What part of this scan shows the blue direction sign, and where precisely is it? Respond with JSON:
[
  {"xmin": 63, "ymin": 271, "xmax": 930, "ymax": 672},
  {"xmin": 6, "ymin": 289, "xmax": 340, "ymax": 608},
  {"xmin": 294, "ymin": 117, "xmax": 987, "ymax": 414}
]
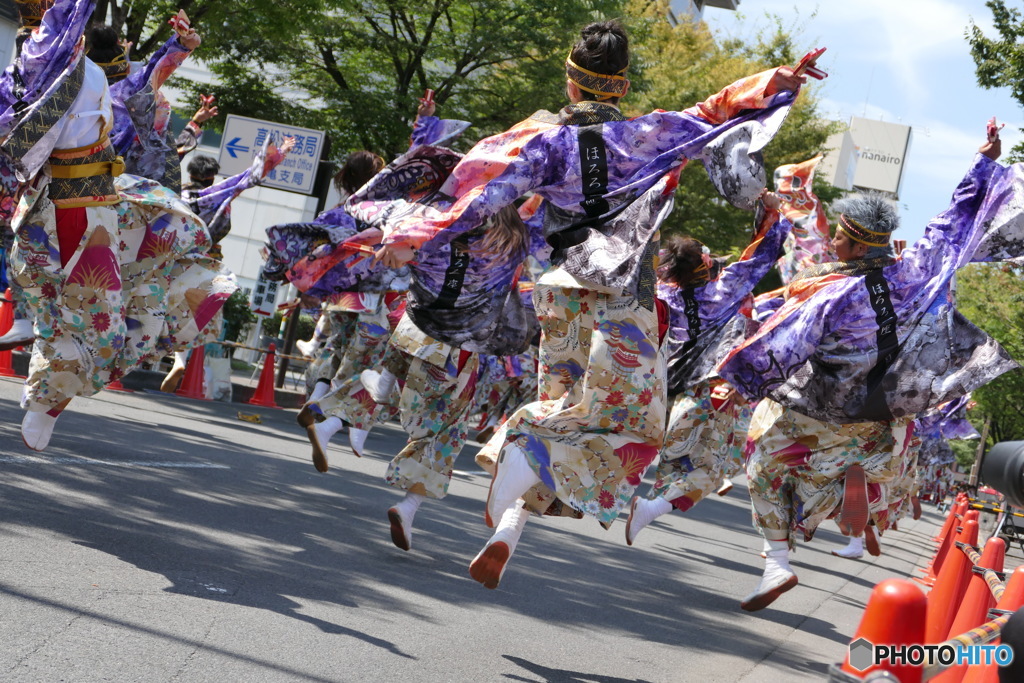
[
  {"xmin": 217, "ymin": 115, "xmax": 326, "ymax": 196},
  {"xmin": 224, "ymin": 137, "xmax": 250, "ymax": 158}
]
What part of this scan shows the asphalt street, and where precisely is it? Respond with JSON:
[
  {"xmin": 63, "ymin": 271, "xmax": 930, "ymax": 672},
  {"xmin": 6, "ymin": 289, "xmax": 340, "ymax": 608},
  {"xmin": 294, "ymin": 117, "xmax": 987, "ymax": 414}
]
[{"xmin": 0, "ymin": 376, "xmax": 974, "ymax": 682}]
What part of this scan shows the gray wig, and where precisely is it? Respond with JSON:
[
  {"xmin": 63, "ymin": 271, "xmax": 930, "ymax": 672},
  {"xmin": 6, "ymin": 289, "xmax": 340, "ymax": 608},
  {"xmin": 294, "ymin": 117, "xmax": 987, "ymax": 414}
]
[{"xmin": 832, "ymin": 192, "xmax": 900, "ymax": 259}]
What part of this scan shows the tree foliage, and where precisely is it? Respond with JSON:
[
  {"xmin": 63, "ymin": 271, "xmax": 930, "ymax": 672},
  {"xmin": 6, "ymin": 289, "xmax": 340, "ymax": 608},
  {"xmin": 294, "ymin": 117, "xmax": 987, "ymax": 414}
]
[
  {"xmin": 167, "ymin": 0, "xmax": 631, "ymax": 159},
  {"xmin": 968, "ymin": 0, "xmax": 1024, "ymax": 160},
  {"xmin": 954, "ymin": 263, "xmax": 1024, "ymax": 447},
  {"xmin": 96, "ymin": 0, "xmax": 841, "ymax": 248}
]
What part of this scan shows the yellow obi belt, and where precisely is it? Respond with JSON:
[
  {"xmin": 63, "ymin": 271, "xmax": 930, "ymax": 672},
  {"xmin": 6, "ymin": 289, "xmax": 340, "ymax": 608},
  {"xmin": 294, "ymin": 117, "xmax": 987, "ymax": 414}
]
[{"xmin": 47, "ymin": 137, "xmax": 124, "ymax": 208}]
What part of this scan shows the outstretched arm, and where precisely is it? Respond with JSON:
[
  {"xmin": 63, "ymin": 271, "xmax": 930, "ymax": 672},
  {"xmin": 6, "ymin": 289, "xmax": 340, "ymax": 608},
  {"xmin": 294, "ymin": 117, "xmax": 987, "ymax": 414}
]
[
  {"xmin": 685, "ymin": 66, "xmax": 805, "ymax": 125},
  {"xmin": 699, "ymin": 192, "xmax": 793, "ymax": 318}
]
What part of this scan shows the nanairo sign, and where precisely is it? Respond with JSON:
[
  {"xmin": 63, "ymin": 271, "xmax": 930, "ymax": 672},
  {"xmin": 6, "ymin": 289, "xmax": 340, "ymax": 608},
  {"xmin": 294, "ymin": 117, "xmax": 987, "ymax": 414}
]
[
  {"xmin": 848, "ymin": 116, "xmax": 913, "ymax": 198},
  {"xmin": 217, "ymin": 115, "xmax": 326, "ymax": 196}
]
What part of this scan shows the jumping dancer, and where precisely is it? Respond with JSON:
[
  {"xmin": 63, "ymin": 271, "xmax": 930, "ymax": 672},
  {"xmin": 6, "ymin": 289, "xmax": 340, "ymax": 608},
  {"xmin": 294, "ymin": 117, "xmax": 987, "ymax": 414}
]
[
  {"xmin": 625, "ymin": 191, "xmax": 792, "ymax": 545},
  {"xmin": 3, "ymin": 0, "xmax": 235, "ymax": 450},
  {"xmin": 720, "ymin": 128, "xmax": 1024, "ymax": 611},
  {"xmin": 357, "ymin": 21, "xmax": 808, "ymax": 588}
]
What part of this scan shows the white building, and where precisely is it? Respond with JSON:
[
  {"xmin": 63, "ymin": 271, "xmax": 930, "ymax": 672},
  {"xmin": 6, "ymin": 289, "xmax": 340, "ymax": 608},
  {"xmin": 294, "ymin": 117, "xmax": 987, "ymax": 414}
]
[
  {"xmin": 820, "ymin": 117, "xmax": 913, "ymax": 199},
  {"xmin": 669, "ymin": 0, "xmax": 741, "ymax": 24}
]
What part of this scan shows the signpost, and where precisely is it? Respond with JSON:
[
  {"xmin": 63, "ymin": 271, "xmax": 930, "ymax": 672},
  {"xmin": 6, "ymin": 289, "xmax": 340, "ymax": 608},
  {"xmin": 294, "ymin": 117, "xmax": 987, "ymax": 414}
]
[
  {"xmin": 249, "ymin": 265, "xmax": 280, "ymax": 317},
  {"xmin": 217, "ymin": 115, "xmax": 326, "ymax": 196}
]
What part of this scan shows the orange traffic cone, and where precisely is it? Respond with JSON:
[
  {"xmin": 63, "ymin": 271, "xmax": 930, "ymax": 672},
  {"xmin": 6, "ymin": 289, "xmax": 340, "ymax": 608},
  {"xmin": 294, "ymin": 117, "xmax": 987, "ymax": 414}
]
[
  {"xmin": 933, "ymin": 502, "xmax": 962, "ymax": 543},
  {"xmin": 175, "ymin": 347, "xmax": 208, "ymax": 400},
  {"xmin": 926, "ymin": 513, "xmax": 980, "ymax": 644},
  {"xmin": 961, "ymin": 566, "xmax": 1024, "ymax": 683},
  {"xmin": 0, "ymin": 288, "xmax": 24, "ymax": 378},
  {"xmin": 248, "ymin": 343, "xmax": 278, "ymax": 408},
  {"xmin": 933, "ymin": 537, "xmax": 1006, "ymax": 682},
  {"xmin": 995, "ymin": 566, "xmax": 1024, "ymax": 614},
  {"xmin": 918, "ymin": 502, "xmax": 967, "ymax": 587},
  {"xmin": 841, "ymin": 579, "xmax": 928, "ymax": 682}
]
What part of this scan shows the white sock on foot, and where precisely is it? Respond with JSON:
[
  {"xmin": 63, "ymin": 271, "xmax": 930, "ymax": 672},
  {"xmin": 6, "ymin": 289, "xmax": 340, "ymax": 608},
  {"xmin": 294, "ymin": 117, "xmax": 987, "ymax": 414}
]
[
  {"xmin": 314, "ymin": 417, "xmax": 344, "ymax": 445},
  {"xmin": 741, "ymin": 540, "xmax": 797, "ymax": 611},
  {"xmin": 0, "ymin": 317, "xmax": 33, "ymax": 345},
  {"xmin": 348, "ymin": 427, "xmax": 369, "ymax": 456},
  {"xmin": 388, "ymin": 492, "xmax": 424, "ymax": 551},
  {"xmin": 361, "ymin": 368, "xmax": 398, "ymax": 404},
  {"xmin": 295, "ymin": 338, "xmax": 321, "ymax": 359},
  {"xmin": 470, "ymin": 501, "xmax": 530, "ymax": 588},
  {"xmin": 22, "ymin": 406, "xmax": 59, "ymax": 452},
  {"xmin": 625, "ymin": 497, "xmax": 673, "ymax": 545},
  {"xmin": 832, "ymin": 535, "xmax": 864, "ymax": 559},
  {"xmin": 308, "ymin": 380, "xmax": 331, "ymax": 403},
  {"xmin": 486, "ymin": 443, "xmax": 541, "ymax": 526}
]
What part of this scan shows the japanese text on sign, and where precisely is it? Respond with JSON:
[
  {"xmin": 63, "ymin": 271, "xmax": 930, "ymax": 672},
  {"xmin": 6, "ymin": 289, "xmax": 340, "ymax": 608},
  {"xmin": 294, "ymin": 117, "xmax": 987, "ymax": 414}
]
[{"xmin": 218, "ymin": 115, "xmax": 326, "ymax": 196}]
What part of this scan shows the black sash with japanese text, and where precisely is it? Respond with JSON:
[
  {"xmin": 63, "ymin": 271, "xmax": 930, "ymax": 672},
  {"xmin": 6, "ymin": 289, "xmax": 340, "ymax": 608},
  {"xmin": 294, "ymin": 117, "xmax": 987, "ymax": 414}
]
[
  {"xmin": 864, "ymin": 270, "xmax": 900, "ymax": 397},
  {"xmin": 546, "ymin": 124, "xmax": 611, "ymax": 255},
  {"xmin": 432, "ymin": 240, "xmax": 471, "ymax": 309}
]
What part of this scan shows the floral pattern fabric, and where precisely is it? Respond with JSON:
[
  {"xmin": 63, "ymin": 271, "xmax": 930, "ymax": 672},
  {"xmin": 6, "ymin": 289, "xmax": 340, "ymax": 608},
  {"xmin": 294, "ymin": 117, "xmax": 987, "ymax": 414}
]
[
  {"xmin": 773, "ymin": 155, "xmax": 833, "ymax": 284},
  {"xmin": 745, "ymin": 398, "xmax": 912, "ymax": 547},
  {"xmin": 474, "ymin": 280, "xmax": 667, "ymax": 526},
  {"xmin": 11, "ymin": 174, "xmax": 234, "ymax": 407},
  {"xmin": 649, "ymin": 381, "xmax": 752, "ymax": 511},
  {"xmin": 383, "ymin": 315, "xmax": 480, "ymax": 499},
  {"xmin": 311, "ymin": 302, "xmax": 397, "ymax": 431}
]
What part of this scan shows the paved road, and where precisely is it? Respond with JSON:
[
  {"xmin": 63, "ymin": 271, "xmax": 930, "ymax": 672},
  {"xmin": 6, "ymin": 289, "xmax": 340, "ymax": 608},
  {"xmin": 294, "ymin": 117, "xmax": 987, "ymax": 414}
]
[{"xmin": 0, "ymin": 377, "xmax": 976, "ymax": 682}]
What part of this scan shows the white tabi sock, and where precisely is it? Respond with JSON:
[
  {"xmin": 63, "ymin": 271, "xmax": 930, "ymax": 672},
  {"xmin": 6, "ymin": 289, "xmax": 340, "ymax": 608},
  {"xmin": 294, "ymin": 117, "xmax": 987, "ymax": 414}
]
[
  {"xmin": 741, "ymin": 539, "xmax": 798, "ymax": 611},
  {"xmin": 486, "ymin": 442, "xmax": 540, "ymax": 526},
  {"xmin": 832, "ymin": 534, "xmax": 864, "ymax": 559},
  {"xmin": 625, "ymin": 496, "xmax": 673, "ymax": 546},
  {"xmin": 308, "ymin": 380, "xmax": 331, "ymax": 403},
  {"xmin": 295, "ymin": 338, "xmax": 322, "ymax": 359},
  {"xmin": 361, "ymin": 368, "xmax": 397, "ymax": 404},
  {"xmin": 0, "ymin": 317, "xmax": 33, "ymax": 346},
  {"xmin": 21, "ymin": 404, "xmax": 60, "ymax": 452},
  {"xmin": 470, "ymin": 501, "xmax": 530, "ymax": 589},
  {"xmin": 313, "ymin": 417, "xmax": 344, "ymax": 446},
  {"xmin": 348, "ymin": 427, "xmax": 369, "ymax": 457},
  {"xmin": 387, "ymin": 492, "xmax": 425, "ymax": 551}
]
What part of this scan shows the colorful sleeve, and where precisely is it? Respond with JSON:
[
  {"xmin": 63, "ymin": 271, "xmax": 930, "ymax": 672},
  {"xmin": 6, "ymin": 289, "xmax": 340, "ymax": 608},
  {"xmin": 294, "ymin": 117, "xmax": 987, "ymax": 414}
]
[
  {"xmin": 700, "ymin": 207, "xmax": 792, "ymax": 318},
  {"xmin": 175, "ymin": 121, "xmax": 203, "ymax": 158},
  {"xmin": 717, "ymin": 283, "xmax": 838, "ymax": 400},
  {"xmin": 410, "ymin": 115, "xmax": 471, "ymax": 148},
  {"xmin": 111, "ymin": 35, "xmax": 190, "ymax": 101},
  {"xmin": 14, "ymin": 0, "xmax": 97, "ymax": 99},
  {"xmin": 683, "ymin": 68, "xmax": 781, "ymax": 125},
  {"xmin": 349, "ymin": 119, "xmax": 556, "ymax": 249},
  {"xmin": 187, "ymin": 138, "xmax": 283, "ymax": 227},
  {"xmin": 896, "ymin": 154, "xmax": 1008, "ymax": 278}
]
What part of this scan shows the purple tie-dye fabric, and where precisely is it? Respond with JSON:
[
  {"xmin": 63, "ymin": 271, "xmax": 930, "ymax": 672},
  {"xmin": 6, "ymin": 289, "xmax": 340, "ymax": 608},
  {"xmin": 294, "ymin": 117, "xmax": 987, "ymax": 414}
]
[
  {"xmin": 410, "ymin": 115, "xmax": 471, "ymax": 149},
  {"xmin": 720, "ymin": 154, "xmax": 1024, "ymax": 424},
  {"xmin": 660, "ymin": 207, "xmax": 792, "ymax": 395},
  {"xmin": 348, "ymin": 78, "xmax": 797, "ymax": 294}
]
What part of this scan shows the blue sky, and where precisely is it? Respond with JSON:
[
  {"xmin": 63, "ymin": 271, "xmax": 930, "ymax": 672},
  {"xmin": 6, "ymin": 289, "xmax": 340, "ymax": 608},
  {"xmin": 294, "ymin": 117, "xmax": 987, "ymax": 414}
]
[{"xmin": 705, "ymin": 0, "xmax": 1021, "ymax": 243}]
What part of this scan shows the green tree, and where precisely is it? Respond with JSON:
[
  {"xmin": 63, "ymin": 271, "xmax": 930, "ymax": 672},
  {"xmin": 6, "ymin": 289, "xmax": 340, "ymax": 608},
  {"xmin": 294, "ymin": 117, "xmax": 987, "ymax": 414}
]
[
  {"xmin": 92, "ymin": 0, "xmax": 215, "ymax": 59},
  {"xmin": 954, "ymin": 263, "xmax": 1024, "ymax": 449},
  {"xmin": 627, "ymin": 1, "xmax": 842, "ymax": 254},
  {"xmin": 169, "ymin": 0, "xmax": 630, "ymax": 159},
  {"xmin": 968, "ymin": 0, "xmax": 1024, "ymax": 160}
]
